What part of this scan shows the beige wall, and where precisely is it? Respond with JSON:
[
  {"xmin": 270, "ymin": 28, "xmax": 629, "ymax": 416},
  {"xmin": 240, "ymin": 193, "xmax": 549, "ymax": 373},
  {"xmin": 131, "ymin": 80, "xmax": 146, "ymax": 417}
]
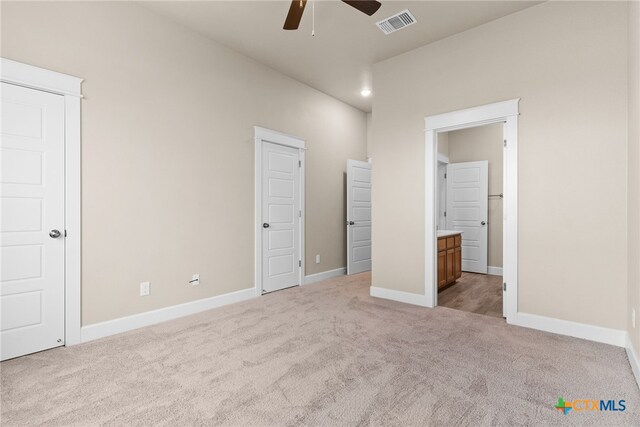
[
  {"xmin": 1, "ymin": 1, "xmax": 367, "ymax": 325},
  {"xmin": 447, "ymin": 123, "xmax": 503, "ymax": 268},
  {"xmin": 437, "ymin": 132, "xmax": 449, "ymax": 157},
  {"xmin": 628, "ymin": 0, "xmax": 640, "ymax": 352},
  {"xmin": 366, "ymin": 112, "xmax": 372, "ymax": 158},
  {"xmin": 371, "ymin": 1, "xmax": 628, "ymax": 329}
]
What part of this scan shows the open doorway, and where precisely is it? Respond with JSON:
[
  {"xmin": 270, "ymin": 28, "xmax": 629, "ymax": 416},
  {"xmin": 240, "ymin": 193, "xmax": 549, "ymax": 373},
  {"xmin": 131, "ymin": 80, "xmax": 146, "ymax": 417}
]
[
  {"xmin": 424, "ymin": 99, "xmax": 519, "ymax": 324},
  {"xmin": 435, "ymin": 124, "xmax": 504, "ymax": 318}
]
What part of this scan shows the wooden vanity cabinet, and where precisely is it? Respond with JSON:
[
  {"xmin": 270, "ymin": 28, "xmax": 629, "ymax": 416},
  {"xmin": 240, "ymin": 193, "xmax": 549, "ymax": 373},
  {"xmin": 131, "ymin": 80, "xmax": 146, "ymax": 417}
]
[{"xmin": 437, "ymin": 233, "xmax": 462, "ymax": 290}]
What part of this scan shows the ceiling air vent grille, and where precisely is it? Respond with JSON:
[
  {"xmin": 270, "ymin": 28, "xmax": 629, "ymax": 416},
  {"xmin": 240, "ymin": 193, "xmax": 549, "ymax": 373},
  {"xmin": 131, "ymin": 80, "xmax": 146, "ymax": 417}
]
[{"xmin": 376, "ymin": 9, "xmax": 416, "ymax": 35}]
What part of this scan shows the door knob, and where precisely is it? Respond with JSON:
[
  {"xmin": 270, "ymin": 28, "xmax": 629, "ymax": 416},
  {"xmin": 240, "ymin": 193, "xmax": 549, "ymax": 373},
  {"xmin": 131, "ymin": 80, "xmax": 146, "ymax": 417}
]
[
  {"xmin": 263, "ymin": 223, "xmax": 270, "ymax": 228},
  {"xmin": 348, "ymin": 221, "xmax": 355, "ymax": 225},
  {"xmin": 49, "ymin": 229, "xmax": 62, "ymax": 238},
  {"xmin": 481, "ymin": 221, "xmax": 486, "ymax": 226}
]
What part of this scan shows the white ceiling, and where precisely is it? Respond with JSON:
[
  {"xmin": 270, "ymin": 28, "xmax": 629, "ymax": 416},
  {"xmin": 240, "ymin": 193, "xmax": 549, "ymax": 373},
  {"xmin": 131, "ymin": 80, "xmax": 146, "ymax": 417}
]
[{"xmin": 141, "ymin": 1, "xmax": 541, "ymax": 112}]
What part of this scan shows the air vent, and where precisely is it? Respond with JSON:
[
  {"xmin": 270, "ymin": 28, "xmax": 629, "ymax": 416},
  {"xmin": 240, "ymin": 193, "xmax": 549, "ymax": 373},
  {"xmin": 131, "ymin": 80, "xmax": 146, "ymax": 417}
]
[{"xmin": 376, "ymin": 9, "xmax": 416, "ymax": 35}]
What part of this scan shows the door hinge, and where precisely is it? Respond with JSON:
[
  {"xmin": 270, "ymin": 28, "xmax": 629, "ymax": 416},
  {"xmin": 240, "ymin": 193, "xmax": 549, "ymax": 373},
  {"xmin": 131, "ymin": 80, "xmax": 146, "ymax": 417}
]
[
  {"xmin": 64, "ymin": 230, "xmax": 67, "ymax": 237},
  {"xmin": 299, "ymin": 210, "xmax": 302, "ymax": 218},
  {"xmin": 503, "ymin": 282, "xmax": 507, "ymax": 291},
  {"xmin": 299, "ymin": 260, "xmax": 302, "ymax": 267},
  {"xmin": 503, "ymin": 139, "xmax": 507, "ymax": 147},
  {"xmin": 298, "ymin": 160, "xmax": 302, "ymax": 167},
  {"xmin": 444, "ymin": 211, "xmax": 447, "ymax": 217},
  {"xmin": 444, "ymin": 173, "xmax": 447, "ymax": 179}
]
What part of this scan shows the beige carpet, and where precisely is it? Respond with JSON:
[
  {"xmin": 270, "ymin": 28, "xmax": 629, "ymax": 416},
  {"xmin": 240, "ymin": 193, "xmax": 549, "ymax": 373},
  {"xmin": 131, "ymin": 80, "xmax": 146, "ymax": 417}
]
[{"xmin": 2, "ymin": 272, "xmax": 639, "ymax": 426}]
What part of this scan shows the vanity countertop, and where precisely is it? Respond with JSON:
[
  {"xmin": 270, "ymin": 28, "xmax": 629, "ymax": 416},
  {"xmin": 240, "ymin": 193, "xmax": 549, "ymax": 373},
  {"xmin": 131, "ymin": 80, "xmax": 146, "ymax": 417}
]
[{"xmin": 437, "ymin": 230, "xmax": 463, "ymax": 238}]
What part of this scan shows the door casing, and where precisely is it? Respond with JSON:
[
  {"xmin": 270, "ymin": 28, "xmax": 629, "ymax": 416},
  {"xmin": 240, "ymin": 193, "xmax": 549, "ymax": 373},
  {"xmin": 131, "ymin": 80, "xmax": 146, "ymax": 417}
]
[
  {"xmin": 0, "ymin": 58, "xmax": 83, "ymax": 346},
  {"xmin": 425, "ymin": 99, "xmax": 519, "ymax": 323},
  {"xmin": 254, "ymin": 126, "xmax": 305, "ymax": 295}
]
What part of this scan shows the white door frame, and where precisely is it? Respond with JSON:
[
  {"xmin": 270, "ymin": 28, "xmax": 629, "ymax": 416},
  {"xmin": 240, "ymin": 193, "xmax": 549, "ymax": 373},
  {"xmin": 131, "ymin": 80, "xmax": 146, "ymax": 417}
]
[
  {"xmin": 1, "ymin": 58, "xmax": 83, "ymax": 345},
  {"xmin": 424, "ymin": 99, "xmax": 519, "ymax": 324},
  {"xmin": 254, "ymin": 126, "xmax": 305, "ymax": 296}
]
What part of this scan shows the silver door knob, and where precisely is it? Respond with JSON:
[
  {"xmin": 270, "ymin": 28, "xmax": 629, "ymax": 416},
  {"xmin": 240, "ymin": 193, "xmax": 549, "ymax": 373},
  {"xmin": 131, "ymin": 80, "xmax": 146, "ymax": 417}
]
[
  {"xmin": 481, "ymin": 221, "xmax": 486, "ymax": 226},
  {"xmin": 263, "ymin": 223, "xmax": 270, "ymax": 228},
  {"xmin": 49, "ymin": 229, "xmax": 62, "ymax": 238}
]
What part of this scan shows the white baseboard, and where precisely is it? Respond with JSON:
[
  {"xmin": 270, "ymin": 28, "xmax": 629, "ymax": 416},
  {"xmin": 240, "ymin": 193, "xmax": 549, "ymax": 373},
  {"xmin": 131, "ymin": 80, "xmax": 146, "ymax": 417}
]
[
  {"xmin": 512, "ymin": 312, "xmax": 626, "ymax": 347},
  {"xmin": 370, "ymin": 286, "xmax": 430, "ymax": 307},
  {"xmin": 304, "ymin": 267, "xmax": 346, "ymax": 285},
  {"xmin": 81, "ymin": 287, "xmax": 256, "ymax": 343},
  {"xmin": 487, "ymin": 266, "xmax": 503, "ymax": 276},
  {"xmin": 626, "ymin": 334, "xmax": 640, "ymax": 391}
]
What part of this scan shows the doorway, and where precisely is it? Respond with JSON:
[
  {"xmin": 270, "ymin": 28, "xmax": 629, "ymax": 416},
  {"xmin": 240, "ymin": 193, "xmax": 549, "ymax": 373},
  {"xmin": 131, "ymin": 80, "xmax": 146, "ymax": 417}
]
[
  {"xmin": 0, "ymin": 58, "xmax": 82, "ymax": 359},
  {"xmin": 435, "ymin": 124, "xmax": 504, "ymax": 318},
  {"xmin": 254, "ymin": 127, "xmax": 305, "ymax": 294},
  {"xmin": 424, "ymin": 99, "xmax": 519, "ymax": 324}
]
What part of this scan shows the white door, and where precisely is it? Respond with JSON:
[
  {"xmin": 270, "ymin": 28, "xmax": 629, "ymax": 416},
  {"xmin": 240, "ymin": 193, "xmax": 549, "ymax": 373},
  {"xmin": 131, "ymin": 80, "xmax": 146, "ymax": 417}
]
[
  {"xmin": 446, "ymin": 161, "xmax": 488, "ymax": 274},
  {"xmin": 261, "ymin": 142, "xmax": 301, "ymax": 293},
  {"xmin": 437, "ymin": 163, "xmax": 447, "ymax": 230},
  {"xmin": 1, "ymin": 83, "xmax": 65, "ymax": 360},
  {"xmin": 346, "ymin": 160, "xmax": 371, "ymax": 275}
]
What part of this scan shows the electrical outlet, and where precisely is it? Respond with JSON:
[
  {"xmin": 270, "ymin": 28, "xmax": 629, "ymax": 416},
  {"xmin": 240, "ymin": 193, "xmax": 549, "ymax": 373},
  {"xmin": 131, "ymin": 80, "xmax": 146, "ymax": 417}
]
[
  {"xmin": 315, "ymin": 254, "xmax": 320, "ymax": 264},
  {"xmin": 140, "ymin": 281, "xmax": 150, "ymax": 297},
  {"xmin": 633, "ymin": 309, "xmax": 636, "ymax": 329},
  {"xmin": 190, "ymin": 274, "xmax": 200, "ymax": 286}
]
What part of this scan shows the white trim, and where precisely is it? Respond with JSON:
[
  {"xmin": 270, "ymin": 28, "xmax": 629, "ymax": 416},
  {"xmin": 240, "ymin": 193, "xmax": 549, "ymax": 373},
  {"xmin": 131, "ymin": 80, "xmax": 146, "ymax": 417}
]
[
  {"xmin": 254, "ymin": 126, "xmax": 306, "ymax": 150},
  {"xmin": 626, "ymin": 335, "xmax": 640, "ymax": 391},
  {"xmin": 423, "ymin": 99, "xmax": 519, "ymax": 324},
  {"xmin": 487, "ymin": 266, "xmax": 503, "ymax": 276},
  {"xmin": 81, "ymin": 288, "xmax": 255, "ymax": 343},
  {"xmin": 304, "ymin": 268, "xmax": 346, "ymax": 285},
  {"xmin": 64, "ymin": 94, "xmax": 82, "ymax": 345},
  {"xmin": 512, "ymin": 312, "xmax": 626, "ymax": 347},
  {"xmin": 370, "ymin": 286, "xmax": 429, "ymax": 307},
  {"xmin": 254, "ymin": 127, "xmax": 306, "ymax": 296},
  {"xmin": 437, "ymin": 153, "xmax": 449, "ymax": 164},
  {"xmin": 425, "ymin": 99, "xmax": 519, "ymax": 131},
  {"xmin": 1, "ymin": 58, "xmax": 83, "ymax": 346},
  {"xmin": 0, "ymin": 58, "xmax": 82, "ymax": 97}
]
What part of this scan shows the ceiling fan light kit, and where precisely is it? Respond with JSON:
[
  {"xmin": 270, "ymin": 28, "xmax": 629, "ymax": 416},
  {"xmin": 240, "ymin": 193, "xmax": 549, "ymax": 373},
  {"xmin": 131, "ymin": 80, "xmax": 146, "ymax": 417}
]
[{"xmin": 283, "ymin": 0, "xmax": 382, "ymax": 31}]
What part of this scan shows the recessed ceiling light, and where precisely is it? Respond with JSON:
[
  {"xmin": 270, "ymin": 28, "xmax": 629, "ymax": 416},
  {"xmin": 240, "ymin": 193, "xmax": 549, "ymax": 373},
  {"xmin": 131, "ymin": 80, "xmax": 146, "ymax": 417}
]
[{"xmin": 361, "ymin": 88, "xmax": 372, "ymax": 97}]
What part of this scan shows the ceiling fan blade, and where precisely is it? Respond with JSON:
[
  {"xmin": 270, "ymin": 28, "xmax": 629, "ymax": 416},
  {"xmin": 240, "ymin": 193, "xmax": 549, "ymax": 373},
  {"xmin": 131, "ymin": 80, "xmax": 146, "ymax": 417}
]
[
  {"xmin": 283, "ymin": 0, "xmax": 307, "ymax": 30},
  {"xmin": 341, "ymin": 0, "xmax": 382, "ymax": 16}
]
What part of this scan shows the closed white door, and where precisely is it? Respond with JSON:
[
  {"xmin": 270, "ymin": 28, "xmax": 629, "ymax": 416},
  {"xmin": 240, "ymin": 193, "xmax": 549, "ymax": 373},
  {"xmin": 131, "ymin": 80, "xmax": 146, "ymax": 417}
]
[
  {"xmin": 446, "ymin": 161, "xmax": 488, "ymax": 274},
  {"xmin": 262, "ymin": 142, "xmax": 301, "ymax": 293},
  {"xmin": 347, "ymin": 160, "xmax": 371, "ymax": 275},
  {"xmin": 437, "ymin": 163, "xmax": 447, "ymax": 230},
  {"xmin": 1, "ymin": 83, "xmax": 65, "ymax": 360}
]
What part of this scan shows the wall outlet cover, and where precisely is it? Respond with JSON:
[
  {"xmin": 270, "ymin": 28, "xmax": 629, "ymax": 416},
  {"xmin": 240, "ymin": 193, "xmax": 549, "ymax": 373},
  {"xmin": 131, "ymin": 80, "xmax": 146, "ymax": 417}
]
[
  {"xmin": 140, "ymin": 281, "xmax": 150, "ymax": 297},
  {"xmin": 315, "ymin": 254, "xmax": 320, "ymax": 264},
  {"xmin": 191, "ymin": 274, "xmax": 200, "ymax": 286}
]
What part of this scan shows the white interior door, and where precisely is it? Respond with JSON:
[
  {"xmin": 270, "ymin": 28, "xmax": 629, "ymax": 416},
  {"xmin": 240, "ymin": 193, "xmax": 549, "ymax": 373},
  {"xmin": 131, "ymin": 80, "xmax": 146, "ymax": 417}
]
[
  {"xmin": 261, "ymin": 142, "xmax": 301, "ymax": 293},
  {"xmin": 1, "ymin": 82, "xmax": 65, "ymax": 360},
  {"xmin": 446, "ymin": 161, "xmax": 488, "ymax": 274},
  {"xmin": 437, "ymin": 163, "xmax": 447, "ymax": 230},
  {"xmin": 347, "ymin": 160, "xmax": 371, "ymax": 275}
]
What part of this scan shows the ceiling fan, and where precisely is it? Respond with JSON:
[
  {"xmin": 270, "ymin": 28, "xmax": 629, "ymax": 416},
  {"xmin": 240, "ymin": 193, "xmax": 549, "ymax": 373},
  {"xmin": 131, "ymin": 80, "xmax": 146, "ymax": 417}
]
[{"xmin": 283, "ymin": 0, "xmax": 382, "ymax": 30}]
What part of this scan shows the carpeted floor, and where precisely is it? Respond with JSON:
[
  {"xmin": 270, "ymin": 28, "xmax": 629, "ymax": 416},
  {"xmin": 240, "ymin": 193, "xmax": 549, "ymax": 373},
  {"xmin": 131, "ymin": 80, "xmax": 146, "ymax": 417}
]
[{"xmin": 2, "ymin": 272, "xmax": 639, "ymax": 426}]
